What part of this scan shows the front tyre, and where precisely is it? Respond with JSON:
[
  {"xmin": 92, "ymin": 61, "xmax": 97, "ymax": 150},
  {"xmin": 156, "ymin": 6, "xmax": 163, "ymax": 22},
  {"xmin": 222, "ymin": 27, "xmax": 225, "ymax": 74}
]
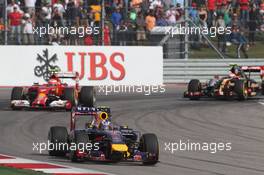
[
  {"xmin": 11, "ymin": 87, "xmax": 24, "ymax": 110},
  {"xmin": 139, "ymin": 133, "xmax": 159, "ymax": 165},
  {"xmin": 11, "ymin": 87, "xmax": 24, "ymax": 101},
  {"xmin": 48, "ymin": 126, "xmax": 68, "ymax": 156},
  {"xmin": 187, "ymin": 79, "xmax": 201, "ymax": 100},
  {"xmin": 261, "ymin": 81, "xmax": 264, "ymax": 95},
  {"xmin": 234, "ymin": 79, "xmax": 248, "ymax": 100}
]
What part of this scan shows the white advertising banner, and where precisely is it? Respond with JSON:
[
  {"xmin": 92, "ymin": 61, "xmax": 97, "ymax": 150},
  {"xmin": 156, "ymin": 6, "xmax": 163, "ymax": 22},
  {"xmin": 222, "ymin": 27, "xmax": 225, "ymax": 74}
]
[{"xmin": 0, "ymin": 46, "xmax": 163, "ymax": 86}]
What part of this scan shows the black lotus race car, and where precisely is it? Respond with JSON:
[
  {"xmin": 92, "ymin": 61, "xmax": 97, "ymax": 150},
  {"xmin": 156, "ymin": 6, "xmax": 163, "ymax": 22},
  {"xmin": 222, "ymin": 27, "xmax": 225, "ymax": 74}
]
[
  {"xmin": 184, "ymin": 65, "xmax": 264, "ymax": 100},
  {"xmin": 48, "ymin": 106, "xmax": 159, "ymax": 165}
]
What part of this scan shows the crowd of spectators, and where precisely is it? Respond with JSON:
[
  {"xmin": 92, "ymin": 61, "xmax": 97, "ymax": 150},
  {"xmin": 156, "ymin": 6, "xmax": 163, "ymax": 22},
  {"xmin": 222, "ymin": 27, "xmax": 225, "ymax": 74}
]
[
  {"xmin": 190, "ymin": 0, "xmax": 264, "ymax": 57},
  {"xmin": 0, "ymin": 0, "xmax": 184, "ymax": 45},
  {"xmin": 0, "ymin": 0, "xmax": 263, "ymax": 55}
]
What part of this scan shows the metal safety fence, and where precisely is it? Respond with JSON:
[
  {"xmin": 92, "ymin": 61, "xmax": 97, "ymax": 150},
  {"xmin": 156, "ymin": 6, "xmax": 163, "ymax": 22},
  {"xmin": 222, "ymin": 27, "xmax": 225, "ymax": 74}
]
[{"xmin": 164, "ymin": 59, "xmax": 264, "ymax": 83}]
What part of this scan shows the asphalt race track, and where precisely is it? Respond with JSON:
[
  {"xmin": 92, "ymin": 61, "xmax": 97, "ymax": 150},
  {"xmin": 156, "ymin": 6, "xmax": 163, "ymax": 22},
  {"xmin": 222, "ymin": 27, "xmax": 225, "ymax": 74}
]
[{"xmin": 1, "ymin": 86, "xmax": 264, "ymax": 175}]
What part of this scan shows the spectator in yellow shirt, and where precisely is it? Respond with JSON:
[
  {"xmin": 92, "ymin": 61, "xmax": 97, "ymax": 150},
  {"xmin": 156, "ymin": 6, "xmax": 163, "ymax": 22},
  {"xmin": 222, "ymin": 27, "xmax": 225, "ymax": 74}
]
[
  {"xmin": 90, "ymin": 2, "xmax": 101, "ymax": 27},
  {"xmin": 145, "ymin": 11, "xmax": 156, "ymax": 32}
]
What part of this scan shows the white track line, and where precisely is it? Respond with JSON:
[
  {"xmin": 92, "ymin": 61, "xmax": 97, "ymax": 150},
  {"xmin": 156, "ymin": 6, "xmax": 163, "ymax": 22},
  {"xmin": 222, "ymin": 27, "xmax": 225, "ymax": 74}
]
[
  {"xmin": 0, "ymin": 154, "xmax": 115, "ymax": 175},
  {"xmin": 258, "ymin": 100, "xmax": 264, "ymax": 106},
  {"xmin": 34, "ymin": 168, "xmax": 108, "ymax": 174}
]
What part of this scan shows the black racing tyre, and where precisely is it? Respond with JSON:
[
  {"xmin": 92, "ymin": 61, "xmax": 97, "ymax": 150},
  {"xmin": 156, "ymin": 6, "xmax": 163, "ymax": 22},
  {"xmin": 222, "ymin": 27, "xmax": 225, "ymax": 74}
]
[
  {"xmin": 187, "ymin": 79, "xmax": 201, "ymax": 100},
  {"xmin": 262, "ymin": 81, "xmax": 264, "ymax": 95},
  {"xmin": 63, "ymin": 87, "xmax": 77, "ymax": 107},
  {"xmin": 139, "ymin": 133, "xmax": 159, "ymax": 165},
  {"xmin": 70, "ymin": 131, "xmax": 90, "ymax": 162},
  {"xmin": 79, "ymin": 86, "xmax": 96, "ymax": 107},
  {"xmin": 11, "ymin": 87, "xmax": 24, "ymax": 101},
  {"xmin": 48, "ymin": 126, "xmax": 68, "ymax": 156},
  {"xmin": 234, "ymin": 79, "xmax": 247, "ymax": 100}
]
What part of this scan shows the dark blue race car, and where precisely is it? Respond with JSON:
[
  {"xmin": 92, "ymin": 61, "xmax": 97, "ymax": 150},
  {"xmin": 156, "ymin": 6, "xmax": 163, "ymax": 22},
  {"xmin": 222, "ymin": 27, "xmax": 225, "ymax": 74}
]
[{"xmin": 48, "ymin": 106, "xmax": 159, "ymax": 165}]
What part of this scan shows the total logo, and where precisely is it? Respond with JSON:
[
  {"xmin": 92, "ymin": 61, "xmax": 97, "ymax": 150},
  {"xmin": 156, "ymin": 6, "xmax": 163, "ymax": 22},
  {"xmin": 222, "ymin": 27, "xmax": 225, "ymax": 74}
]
[{"xmin": 65, "ymin": 52, "xmax": 126, "ymax": 81}]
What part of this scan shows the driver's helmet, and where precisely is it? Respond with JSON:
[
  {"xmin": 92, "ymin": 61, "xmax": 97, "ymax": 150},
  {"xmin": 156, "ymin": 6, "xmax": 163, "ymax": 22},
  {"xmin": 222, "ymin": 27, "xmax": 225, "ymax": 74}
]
[
  {"xmin": 229, "ymin": 65, "xmax": 241, "ymax": 77},
  {"xmin": 99, "ymin": 119, "xmax": 111, "ymax": 130},
  {"xmin": 48, "ymin": 77, "xmax": 60, "ymax": 86}
]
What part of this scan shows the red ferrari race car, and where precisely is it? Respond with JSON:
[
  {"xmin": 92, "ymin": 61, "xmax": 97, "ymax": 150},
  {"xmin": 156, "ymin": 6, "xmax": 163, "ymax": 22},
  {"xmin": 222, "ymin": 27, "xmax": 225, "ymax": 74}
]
[
  {"xmin": 10, "ymin": 72, "xmax": 96, "ymax": 110},
  {"xmin": 184, "ymin": 65, "xmax": 264, "ymax": 100}
]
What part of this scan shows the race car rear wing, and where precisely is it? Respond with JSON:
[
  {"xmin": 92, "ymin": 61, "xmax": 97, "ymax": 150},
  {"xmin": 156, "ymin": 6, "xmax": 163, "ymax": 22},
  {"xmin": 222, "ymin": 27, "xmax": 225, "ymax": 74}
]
[
  {"xmin": 54, "ymin": 72, "xmax": 79, "ymax": 79},
  {"xmin": 73, "ymin": 106, "xmax": 111, "ymax": 116},
  {"xmin": 70, "ymin": 106, "xmax": 111, "ymax": 131},
  {"xmin": 240, "ymin": 66, "xmax": 264, "ymax": 72},
  {"xmin": 240, "ymin": 66, "xmax": 264, "ymax": 78},
  {"xmin": 48, "ymin": 66, "xmax": 79, "ymax": 79},
  {"xmin": 51, "ymin": 72, "xmax": 80, "ymax": 90}
]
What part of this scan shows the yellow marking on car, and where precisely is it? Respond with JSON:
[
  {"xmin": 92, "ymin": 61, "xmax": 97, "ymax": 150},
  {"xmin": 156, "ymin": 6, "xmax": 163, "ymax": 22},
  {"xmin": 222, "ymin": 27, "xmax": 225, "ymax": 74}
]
[
  {"xmin": 99, "ymin": 112, "xmax": 108, "ymax": 120},
  {"xmin": 38, "ymin": 93, "xmax": 46, "ymax": 98},
  {"xmin": 111, "ymin": 144, "xmax": 128, "ymax": 152}
]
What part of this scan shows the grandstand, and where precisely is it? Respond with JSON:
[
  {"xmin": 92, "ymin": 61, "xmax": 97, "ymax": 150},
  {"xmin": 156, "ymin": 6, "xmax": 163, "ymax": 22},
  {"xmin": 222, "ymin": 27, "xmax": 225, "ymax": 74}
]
[{"xmin": 0, "ymin": 0, "xmax": 263, "ymax": 58}]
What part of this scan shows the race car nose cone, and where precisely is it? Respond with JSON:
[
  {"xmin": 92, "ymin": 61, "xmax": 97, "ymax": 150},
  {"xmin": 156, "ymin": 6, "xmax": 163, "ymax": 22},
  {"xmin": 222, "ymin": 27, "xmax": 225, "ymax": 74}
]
[{"xmin": 111, "ymin": 144, "xmax": 128, "ymax": 152}]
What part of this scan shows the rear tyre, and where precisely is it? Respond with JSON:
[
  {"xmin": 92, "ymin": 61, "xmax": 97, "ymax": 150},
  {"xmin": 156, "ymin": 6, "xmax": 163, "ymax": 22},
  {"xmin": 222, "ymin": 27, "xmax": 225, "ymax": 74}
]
[
  {"xmin": 70, "ymin": 131, "xmax": 90, "ymax": 162},
  {"xmin": 234, "ymin": 79, "xmax": 247, "ymax": 100},
  {"xmin": 187, "ymin": 79, "xmax": 201, "ymax": 100},
  {"xmin": 64, "ymin": 88, "xmax": 77, "ymax": 107},
  {"xmin": 139, "ymin": 133, "xmax": 159, "ymax": 165},
  {"xmin": 48, "ymin": 126, "xmax": 68, "ymax": 156},
  {"xmin": 79, "ymin": 86, "xmax": 96, "ymax": 107}
]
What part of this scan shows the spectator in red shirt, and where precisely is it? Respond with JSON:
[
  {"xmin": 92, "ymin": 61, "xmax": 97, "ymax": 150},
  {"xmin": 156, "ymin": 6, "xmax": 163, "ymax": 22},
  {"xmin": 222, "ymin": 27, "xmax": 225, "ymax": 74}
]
[
  {"xmin": 103, "ymin": 25, "xmax": 111, "ymax": 45},
  {"xmin": 0, "ymin": 18, "xmax": 4, "ymax": 44},
  {"xmin": 84, "ymin": 34, "xmax": 93, "ymax": 45},
  {"xmin": 216, "ymin": 0, "xmax": 227, "ymax": 14},
  {"xmin": 207, "ymin": 0, "xmax": 216, "ymax": 28},
  {"xmin": 8, "ymin": 6, "xmax": 23, "ymax": 44},
  {"xmin": 239, "ymin": 0, "xmax": 249, "ymax": 26}
]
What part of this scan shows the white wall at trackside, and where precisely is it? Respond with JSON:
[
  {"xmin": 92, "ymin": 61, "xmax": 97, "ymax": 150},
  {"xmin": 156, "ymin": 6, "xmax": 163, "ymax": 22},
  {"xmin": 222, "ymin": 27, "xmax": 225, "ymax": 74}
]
[{"xmin": 0, "ymin": 46, "xmax": 163, "ymax": 86}]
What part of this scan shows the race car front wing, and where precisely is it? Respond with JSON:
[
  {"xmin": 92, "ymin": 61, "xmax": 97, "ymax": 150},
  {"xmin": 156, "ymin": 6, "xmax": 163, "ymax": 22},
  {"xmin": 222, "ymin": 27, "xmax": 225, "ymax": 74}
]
[{"xmin": 11, "ymin": 100, "xmax": 72, "ymax": 110}]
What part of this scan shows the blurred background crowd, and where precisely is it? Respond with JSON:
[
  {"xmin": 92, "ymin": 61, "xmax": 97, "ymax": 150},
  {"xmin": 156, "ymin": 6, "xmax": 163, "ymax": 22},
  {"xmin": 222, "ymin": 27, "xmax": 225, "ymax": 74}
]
[{"xmin": 0, "ymin": 0, "xmax": 263, "ymax": 57}]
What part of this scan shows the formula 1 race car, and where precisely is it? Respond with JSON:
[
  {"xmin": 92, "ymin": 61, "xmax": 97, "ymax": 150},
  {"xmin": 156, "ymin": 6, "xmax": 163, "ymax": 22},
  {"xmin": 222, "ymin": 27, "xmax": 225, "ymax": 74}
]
[
  {"xmin": 184, "ymin": 65, "xmax": 264, "ymax": 100},
  {"xmin": 10, "ymin": 72, "xmax": 96, "ymax": 110},
  {"xmin": 48, "ymin": 106, "xmax": 159, "ymax": 165}
]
